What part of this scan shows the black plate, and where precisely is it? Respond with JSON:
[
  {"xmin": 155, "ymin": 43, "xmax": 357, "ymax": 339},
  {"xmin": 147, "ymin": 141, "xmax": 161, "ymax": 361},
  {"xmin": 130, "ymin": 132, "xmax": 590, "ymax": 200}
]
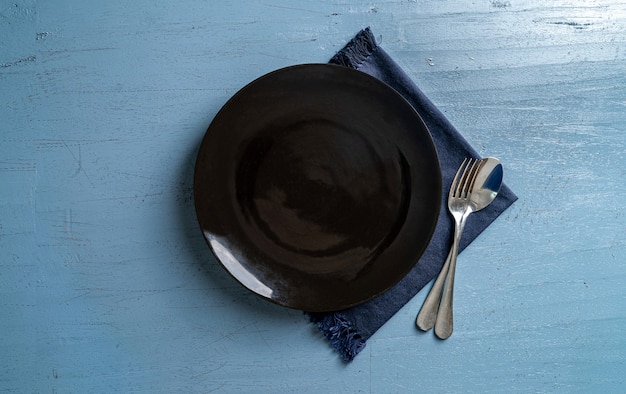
[{"xmin": 194, "ymin": 64, "xmax": 441, "ymax": 312}]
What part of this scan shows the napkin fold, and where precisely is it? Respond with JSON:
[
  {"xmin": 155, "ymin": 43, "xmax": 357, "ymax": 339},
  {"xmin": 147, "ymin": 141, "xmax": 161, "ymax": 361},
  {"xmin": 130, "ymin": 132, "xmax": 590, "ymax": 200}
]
[{"xmin": 308, "ymin": 28, "xmax": 518, "ymax": 362}]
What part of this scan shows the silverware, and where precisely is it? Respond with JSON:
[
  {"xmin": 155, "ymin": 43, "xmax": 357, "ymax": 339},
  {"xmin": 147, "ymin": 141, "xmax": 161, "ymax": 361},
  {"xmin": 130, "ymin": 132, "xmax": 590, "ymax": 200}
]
[{"xmin": 416, "ymin": 157, "xmax": 503, "ymax": 339}]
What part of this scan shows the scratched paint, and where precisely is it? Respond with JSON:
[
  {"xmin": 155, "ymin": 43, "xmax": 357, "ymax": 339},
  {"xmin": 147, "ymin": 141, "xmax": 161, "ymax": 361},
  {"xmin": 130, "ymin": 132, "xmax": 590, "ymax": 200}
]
[{"xmin": 1, "ymin": 0, "xmax": 626, "ymax": 392}]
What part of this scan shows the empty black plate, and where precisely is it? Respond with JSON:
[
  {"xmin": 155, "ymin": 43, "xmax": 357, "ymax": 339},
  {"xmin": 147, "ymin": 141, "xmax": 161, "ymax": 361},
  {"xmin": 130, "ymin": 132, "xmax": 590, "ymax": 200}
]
[{"xmin": 194, "ymin": 64, "xmax": 441, "ymax": 312}]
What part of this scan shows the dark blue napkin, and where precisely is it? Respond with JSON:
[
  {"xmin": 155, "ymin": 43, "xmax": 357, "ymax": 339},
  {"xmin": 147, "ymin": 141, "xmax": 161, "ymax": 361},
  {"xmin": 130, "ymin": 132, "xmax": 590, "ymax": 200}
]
[{"xmin": 308, "ymin": 28, "xmax": 518, "ymax": 362}]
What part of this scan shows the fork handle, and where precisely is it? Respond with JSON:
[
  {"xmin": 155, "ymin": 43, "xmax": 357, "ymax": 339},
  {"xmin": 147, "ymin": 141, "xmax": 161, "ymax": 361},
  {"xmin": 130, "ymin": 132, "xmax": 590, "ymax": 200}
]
[
  {"xmin": 416, "ymin": 248, "xmax": 453, "ymax": 331},
  {"xmin": 435, "ymin": 214, "xmax": 468, "ymax": 339}
]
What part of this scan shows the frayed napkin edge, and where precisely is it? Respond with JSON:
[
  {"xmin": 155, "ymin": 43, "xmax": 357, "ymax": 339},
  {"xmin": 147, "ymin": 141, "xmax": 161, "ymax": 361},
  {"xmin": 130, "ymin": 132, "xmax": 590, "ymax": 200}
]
[
  {"xmin": 308, "ymin": 312, "xmax": 366, "ymax": 362},
  {"xmin": 329, "ymin": 27, "xmax": 377, "ymax": 69}
]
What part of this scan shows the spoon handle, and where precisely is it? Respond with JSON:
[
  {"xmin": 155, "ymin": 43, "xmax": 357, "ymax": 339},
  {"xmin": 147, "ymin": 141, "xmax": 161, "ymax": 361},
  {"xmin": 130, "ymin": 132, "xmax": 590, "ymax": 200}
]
[
  {"xmin": 416, "ymin": 249, "xmax": 452, "ymax": 331},
  {"xmin": 435, "ymin": 213, "xmax": 468, "ymax": 339}
]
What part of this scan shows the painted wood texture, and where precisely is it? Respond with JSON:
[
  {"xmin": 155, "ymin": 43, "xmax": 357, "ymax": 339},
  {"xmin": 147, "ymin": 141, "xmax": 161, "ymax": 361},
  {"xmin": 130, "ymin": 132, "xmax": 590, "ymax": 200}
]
[{"xmin": 1, "ymin": 0, "xmax": 625, "ymax": 392}]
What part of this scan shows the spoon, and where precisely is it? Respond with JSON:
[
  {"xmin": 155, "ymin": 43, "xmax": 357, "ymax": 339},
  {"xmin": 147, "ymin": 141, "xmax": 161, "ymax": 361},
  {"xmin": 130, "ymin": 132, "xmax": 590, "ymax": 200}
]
[{"xmin": 416, "ymin": 157, "xmax": 503, "ymax": 338}]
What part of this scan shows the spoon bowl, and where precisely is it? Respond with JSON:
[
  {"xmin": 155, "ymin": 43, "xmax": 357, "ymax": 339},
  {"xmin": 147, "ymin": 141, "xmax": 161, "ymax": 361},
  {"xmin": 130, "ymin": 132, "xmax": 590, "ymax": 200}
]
[{"xmin": 470, "ymin": 158, "xmax": 503, "ymax": 212}]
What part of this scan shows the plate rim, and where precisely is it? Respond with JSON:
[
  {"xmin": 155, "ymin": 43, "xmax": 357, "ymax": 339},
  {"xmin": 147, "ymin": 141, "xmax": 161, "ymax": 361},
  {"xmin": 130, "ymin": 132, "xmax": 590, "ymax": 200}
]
[{"xmin": 194, "ymin": 63, "xmax": 442, "ymax": 311}]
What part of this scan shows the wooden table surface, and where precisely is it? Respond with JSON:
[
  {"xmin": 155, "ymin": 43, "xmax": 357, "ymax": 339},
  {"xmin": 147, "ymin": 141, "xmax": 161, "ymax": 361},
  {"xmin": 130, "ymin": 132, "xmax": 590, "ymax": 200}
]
[{"xmin": 2, "ymin": 1, "xmax": 625, "ymax": 392}]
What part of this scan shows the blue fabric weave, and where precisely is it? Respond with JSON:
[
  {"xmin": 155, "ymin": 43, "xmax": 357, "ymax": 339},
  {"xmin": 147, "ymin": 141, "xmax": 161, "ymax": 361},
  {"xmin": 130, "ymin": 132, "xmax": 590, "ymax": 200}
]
[{"xmin": 308, "ymin": 28, "xmax": 518, "ymax": 362}]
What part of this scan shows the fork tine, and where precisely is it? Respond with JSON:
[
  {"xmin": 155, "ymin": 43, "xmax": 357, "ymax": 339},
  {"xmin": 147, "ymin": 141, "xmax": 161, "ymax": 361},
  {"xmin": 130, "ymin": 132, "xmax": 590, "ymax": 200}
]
[
  {"xmin": 460, "ymin": 159, "xmax": 481, "ymax": 198},
  {"xmin": 454, "ymin": 158, "xmax": 476, "ymax": 198},
  {"xmin": 467, "ymin": 159, "xmax": 486, "ymax": 194},
  {"xmin": 455, "ymin": 158, "xmax": 474, "ymax": 197},
  {"xmin": 450, "ymin": 158, "xmax": 470, "ymax": 197}
]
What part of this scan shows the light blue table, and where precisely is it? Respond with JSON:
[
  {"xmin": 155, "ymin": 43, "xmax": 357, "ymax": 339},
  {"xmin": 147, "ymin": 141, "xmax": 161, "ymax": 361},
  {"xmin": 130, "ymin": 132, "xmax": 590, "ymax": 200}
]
[{"xmin": 2, "ymin": 1, "xmax": 625, "ymax": 392}]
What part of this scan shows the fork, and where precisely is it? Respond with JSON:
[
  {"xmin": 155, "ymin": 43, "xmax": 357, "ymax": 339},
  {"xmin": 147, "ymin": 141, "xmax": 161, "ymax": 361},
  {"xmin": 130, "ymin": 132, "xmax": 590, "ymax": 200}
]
[{"xmin": 416, "ymin": 158, "xmax": 482, "ymax": 338}]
